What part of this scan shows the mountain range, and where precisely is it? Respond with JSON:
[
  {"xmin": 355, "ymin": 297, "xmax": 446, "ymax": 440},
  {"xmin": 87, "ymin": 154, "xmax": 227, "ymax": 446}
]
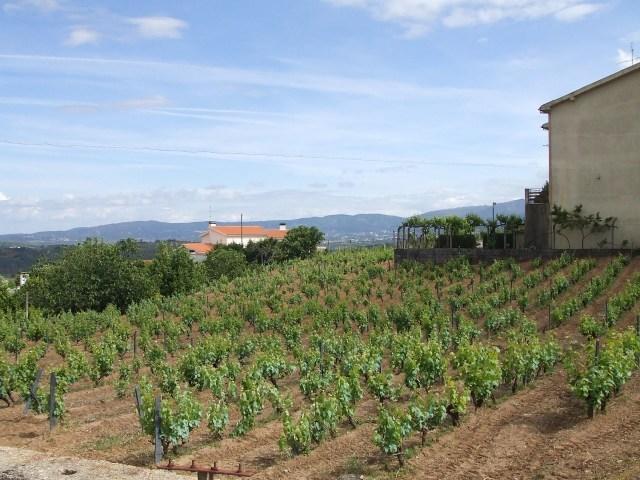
[{"xmin": 0, "ymin": 199, "xmax": 524, "ymax": 245}]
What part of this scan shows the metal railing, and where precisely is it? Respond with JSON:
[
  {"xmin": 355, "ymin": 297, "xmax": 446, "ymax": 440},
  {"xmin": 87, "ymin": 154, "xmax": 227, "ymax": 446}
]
[
  {"xmin": 525, "ymin": 188, "xmax": 545, "ymax": 204},
  {"xmin": 158, "ymin": 460, "xmax": 255, "ymax": 479}
]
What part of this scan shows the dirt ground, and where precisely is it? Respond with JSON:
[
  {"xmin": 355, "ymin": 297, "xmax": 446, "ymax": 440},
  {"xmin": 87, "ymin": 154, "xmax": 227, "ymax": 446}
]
[{"xmin": 1, "ymin": 257, "xmax": 639, "ymax": 480}]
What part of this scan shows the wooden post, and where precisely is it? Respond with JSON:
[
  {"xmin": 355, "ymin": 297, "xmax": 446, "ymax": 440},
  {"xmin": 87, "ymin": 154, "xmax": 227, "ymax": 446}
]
[
  {"xmin": 154, "ymin": 395, "xmax": 163, "ymax": 464},
  {"xmin": 133, "ymin": 331, "xmax": 138, "ymax": 360},
  {"xmin": 595, "ymin": 338, "xmax": 601, "ymax": 361},
  {"xmin": 24, "ymin": 368, "xmax": 43, "ymax": 414},
  {"xmin": 133, "ymin": 385, "xmax": 142, "ymax": 423},
  {"xmin": 636, "ymin": 314, "xmax": 640, "ymax": 338},
  {"xmin": 49, "ymin": 373, "xmax": 58, "ymax": 430},
  {"xmin": 604, "ymin": 299, "xmax": 609, "ymax": 327},
  {"xmin": 548, "ymin": 302, "xmax": 552, "ymax": 331}
]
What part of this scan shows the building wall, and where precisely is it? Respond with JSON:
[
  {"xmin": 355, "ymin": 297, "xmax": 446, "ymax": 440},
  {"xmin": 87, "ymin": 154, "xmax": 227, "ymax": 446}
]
[
  {"xmin": 547, "ymin": 68, "xmax": 640, "ymax": 249},
  {"xmin": 223, "ymin": 235, "xmax": 268, "ymax": 247},
  {"xmin": 202, "ymin": 230, "xmax": 268, "ymax": 247}
]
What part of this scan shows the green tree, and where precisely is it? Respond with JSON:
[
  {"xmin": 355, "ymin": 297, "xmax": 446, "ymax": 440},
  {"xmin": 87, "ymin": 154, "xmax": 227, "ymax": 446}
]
[
  {"xmin": 204, "ymin": 247, "xmax": 248, "ymax": 281},
  {"xmin": 277, "ymin": 226, "xmax": 324, "ymax": 260},
  {"xmin": 150, "ymin": 243, "xmax": 202, "ymax": 296},
  {"xmin": 245, "ymin": 238, "xmax": 280, "ymax": 264},
  {"xmin": 23, "ymin": 239, "xmax": 155, "ymax": 313},
  {"xmin": 0, "ymin": 277, "xmax": 12, "ymax": 313}
]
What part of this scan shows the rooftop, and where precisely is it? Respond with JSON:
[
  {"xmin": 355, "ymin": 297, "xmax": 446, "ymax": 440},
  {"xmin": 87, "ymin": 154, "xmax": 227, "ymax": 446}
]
[{"xmin": 539, "ymin": 62, "xmax": 640, "ymax": 113}]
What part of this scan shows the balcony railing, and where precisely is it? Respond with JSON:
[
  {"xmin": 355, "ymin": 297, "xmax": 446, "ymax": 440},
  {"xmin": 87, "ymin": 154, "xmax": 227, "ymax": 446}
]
[{"xmin": 525, "ymin": 187, "xmax": 546, "ymax": 204}]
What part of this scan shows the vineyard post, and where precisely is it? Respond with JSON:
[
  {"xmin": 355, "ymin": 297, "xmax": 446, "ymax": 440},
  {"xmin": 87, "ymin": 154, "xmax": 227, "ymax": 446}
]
[
  {"xmin": 548, "ymin": 302, "xmax": 552, "ymax": 331},
  {"xmin": 154, "ymin": 395, "xmax": 163, "ymax": 464},
  {"xmin": 49, "ymin": 372, "xmax": 57, "ymax": 430},
  {"xmin": 24, "ymin": 368, "xmax": 44, "ymax": 414},
  {"xmin": 133, "ymin": 385, "xmax": 142, "ymax": 423},
  {"xmin": 595, "ymin": 338, "xmax": 601, "ymax": 361},
  {"xmin": 25, "ymin": 291, "xmax": 29, "ymax": 324},
  {"xmin": 636, "ymin": 314, "xmax": 640, "ymax": 337},
  {"xmin": 604, "ymin": 299, "xmax": 608, "ymax": 327},
  {"xmin": 133, "ymin": 331, "xmax": 137, "ymax": 360}
]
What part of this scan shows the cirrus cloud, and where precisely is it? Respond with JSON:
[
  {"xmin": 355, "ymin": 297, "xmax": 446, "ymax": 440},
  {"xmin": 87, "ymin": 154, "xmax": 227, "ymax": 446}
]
[{"xmin": 326, "ymin": 0, "xmax": 604, "ymax": 34}]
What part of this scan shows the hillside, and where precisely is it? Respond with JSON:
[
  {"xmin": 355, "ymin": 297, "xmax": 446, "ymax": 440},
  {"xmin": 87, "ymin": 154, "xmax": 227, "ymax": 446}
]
[{"xmin": 0, "ymin": 200, "xmax": 523, "ymax": 246}]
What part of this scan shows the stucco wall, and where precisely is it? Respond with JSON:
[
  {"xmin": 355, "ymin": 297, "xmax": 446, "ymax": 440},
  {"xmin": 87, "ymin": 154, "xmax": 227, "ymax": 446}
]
[{"xmin": 547, "ymin": 68, "xmax": 640, "ymax": 249}]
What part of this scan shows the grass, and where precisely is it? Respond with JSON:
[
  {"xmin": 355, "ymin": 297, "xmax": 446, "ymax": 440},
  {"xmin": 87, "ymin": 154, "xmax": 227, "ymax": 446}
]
[{"xmin": 84, "ymin": 433, "xmax": 137, "ymax": 452}]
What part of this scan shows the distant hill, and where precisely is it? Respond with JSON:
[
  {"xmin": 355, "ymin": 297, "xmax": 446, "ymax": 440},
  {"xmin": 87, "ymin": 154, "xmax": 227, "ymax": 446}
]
[
  {"xmin": 0, "ymin": 200, "xmax": 523, "ymax": 246},
  {"xmin": 420, "ymin": 199, "xmax": 524, "ymax": 220}
]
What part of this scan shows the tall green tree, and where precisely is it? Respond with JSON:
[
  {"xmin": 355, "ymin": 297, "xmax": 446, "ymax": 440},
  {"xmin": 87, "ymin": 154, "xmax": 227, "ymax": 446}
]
[
  {"xmin": 204, "ymin": 247, "xmax": 248, "ymax": 281},
  {"xmin": 277, "ymin": 226, "xmax": 324, "ymax": 260},
  {"xmin": 149, "ymin": 243, "xmax": 203, "ymax": 296}
]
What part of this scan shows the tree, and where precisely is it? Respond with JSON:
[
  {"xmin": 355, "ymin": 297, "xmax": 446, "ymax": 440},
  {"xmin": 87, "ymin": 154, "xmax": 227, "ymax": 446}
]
[
  {"xmin": 245, "ymin": 238, "xmax": 281, "ymax": 264},
  {"xmin": 0, "ymin": 277, "xmax": 12, "ymax": 313},
  {"xmin": 552, "ymin": 205, "xmax": 617, "ymax": 249},
  {"xmin": 277, "ymin": 226, "xmax": 324, "ymax": 260},
  {"xmin": 496, "ymin": 214, "xmax": 524, "ymax": 249},
  {"xmin": 204, "ymin": 247, "xmax": 248, "ymax": 281},
  {"xmin": 149, "ymin": 243, "xmax": 202, "ymax": 296},
  {"xmin": 23, "ymin": 239, "xmax": 155, "ymax": 313}
]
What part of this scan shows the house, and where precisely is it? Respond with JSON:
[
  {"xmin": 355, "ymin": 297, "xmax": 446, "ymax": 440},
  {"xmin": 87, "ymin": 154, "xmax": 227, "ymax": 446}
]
[
  {"xmin": 533, "ymin": 62, "xmax": 640, "ymax": 249},
  {"xmin": 200, "ymin": 221, "xmax": 288, "ymax": 247},
  {"xmin": 182, "ymin": 242, "xmax": 214, "ymax": 262},
  {"xmin": 18, "ymin": 272, "xmax": 29, "ymax": 288},
  {"xmin": 182, "ymin": 221, "xmax": 288, "ymax": 259}
]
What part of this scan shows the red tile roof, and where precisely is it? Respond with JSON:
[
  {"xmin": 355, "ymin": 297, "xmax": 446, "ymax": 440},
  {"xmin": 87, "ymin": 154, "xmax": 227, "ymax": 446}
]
[{"xmin": 182, "ymin": 243, "xmax": 214, "ymax": 254}]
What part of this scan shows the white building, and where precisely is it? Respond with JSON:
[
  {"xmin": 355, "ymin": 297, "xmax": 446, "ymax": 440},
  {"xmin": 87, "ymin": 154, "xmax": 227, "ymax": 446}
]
[
  {"xmin": 199, "ymin": 222, "xmax": 288, "ymax": 247},
  {"xmin": 183, "ymin": 222, "xmax": 288, "ymax": 258}
]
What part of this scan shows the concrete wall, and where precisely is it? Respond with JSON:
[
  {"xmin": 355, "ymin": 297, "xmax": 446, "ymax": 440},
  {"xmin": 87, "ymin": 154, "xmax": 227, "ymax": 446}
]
[
  {"xmin": 394, "ymin": 247, "xmax": 637, "ymax": 265},
  {"xmin": 524, "ymin": 203, "xmax": 550, "ymax": 249},
  {"xmin": 546, "ymin": 67, "xmax": 640, "ymax": 249}
]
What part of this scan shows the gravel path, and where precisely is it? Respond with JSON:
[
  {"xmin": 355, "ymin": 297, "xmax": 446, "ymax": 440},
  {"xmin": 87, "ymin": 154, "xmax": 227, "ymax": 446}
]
[{"xmin": 0, "ymin": 447, "xmax": 184, "ymax": 480}]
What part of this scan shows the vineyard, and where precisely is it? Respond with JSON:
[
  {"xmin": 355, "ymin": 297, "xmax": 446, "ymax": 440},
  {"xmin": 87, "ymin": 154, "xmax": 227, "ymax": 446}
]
[{"xmin": 1, "ymin": 248, "xmax": 640, "ymax": 479}]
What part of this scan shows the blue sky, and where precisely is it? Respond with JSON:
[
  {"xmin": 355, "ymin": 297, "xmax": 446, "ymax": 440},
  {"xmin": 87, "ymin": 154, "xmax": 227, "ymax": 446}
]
[{"xmin": 0, "ymin": 0, "xmax": 638, "ymax": 233}]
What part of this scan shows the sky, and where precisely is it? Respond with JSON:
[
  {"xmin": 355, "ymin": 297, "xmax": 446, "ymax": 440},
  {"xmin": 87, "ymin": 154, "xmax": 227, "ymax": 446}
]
[{"xmin": 0, "ymin": 0, "xmax": 639, "ymax": 234}]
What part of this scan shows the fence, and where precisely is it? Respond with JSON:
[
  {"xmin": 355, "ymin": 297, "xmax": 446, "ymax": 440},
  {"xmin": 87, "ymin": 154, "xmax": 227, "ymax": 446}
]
[{"xmin": 394, "ymin": 247, "xmax": 639, "ymax": 265}]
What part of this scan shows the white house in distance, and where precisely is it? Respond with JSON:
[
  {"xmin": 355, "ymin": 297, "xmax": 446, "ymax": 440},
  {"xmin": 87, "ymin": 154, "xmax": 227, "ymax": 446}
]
[
  {"xmin": 183, "ymin": 221, "xmax": 288, "ymax": 260},
  {"xmin": 200, "ymin": 221, "xmax": 288, "ymax": 246}
]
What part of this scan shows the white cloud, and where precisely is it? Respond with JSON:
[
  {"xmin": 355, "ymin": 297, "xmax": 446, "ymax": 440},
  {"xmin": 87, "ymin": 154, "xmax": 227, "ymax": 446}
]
[
  {"xmin": 0, "ymin": 192, "xmax": 9, "ymax": 202},
  {"xmin": 64, "ymin": 27, "xmax": 100, "ymax": 47},
  {"xmin": 554, "ymin": 3, "xmax": 603, "ymax": 21},
  {"xmin": 326, "ymin": 0, "xmax": 604, "ymax": 34},
  {"xmin": 3, "ymin": 0, "xmax": 59, "ymax": 13},
  {"xmin": 127, "ymin": 16, "xmax": 188, "ymax": 39}
]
